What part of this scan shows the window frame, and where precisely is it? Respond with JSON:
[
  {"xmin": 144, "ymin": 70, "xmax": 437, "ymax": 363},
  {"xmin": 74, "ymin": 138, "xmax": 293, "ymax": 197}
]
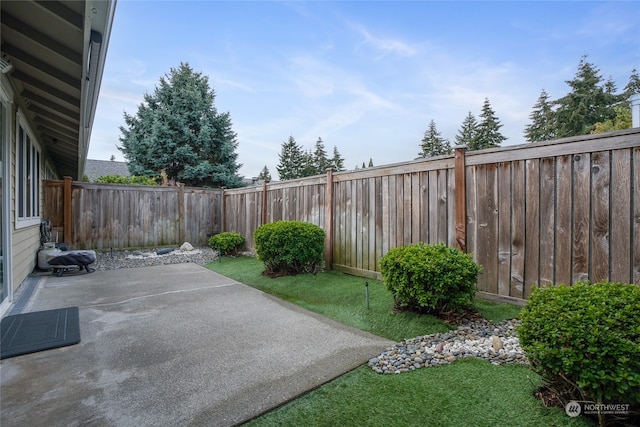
[{"xmin": 15, "ymin": 113, "xmax": 41, "ymax": 228}]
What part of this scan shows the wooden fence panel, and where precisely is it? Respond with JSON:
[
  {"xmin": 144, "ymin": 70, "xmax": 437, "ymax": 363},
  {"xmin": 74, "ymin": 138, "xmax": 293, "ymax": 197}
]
[
  {"xmin": 43, "ymin": 181, "xmax": 222, "ymax": 250},
  {"xmin": 43, "ymin": 129, "xmax": 640, "ymax": 300}
]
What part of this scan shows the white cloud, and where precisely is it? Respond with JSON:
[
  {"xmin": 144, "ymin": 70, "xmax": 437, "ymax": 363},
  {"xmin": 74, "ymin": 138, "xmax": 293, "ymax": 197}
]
[{"xmin": 353, "ymin": 24, "xmax": 418, "ymax": 58}]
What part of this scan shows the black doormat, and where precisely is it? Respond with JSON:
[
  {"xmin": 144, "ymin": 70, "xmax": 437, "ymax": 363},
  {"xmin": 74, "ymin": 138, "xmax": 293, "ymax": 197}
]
[{"xmin": 1, "ymin": 307, "xmax": 80, "ymax": 359}]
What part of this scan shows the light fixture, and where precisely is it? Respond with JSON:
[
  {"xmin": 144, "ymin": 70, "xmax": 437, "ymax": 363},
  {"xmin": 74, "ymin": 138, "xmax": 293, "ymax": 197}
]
[{"xmin": 0, "ymin": 55, "xmax": 13, "ymax": 74}]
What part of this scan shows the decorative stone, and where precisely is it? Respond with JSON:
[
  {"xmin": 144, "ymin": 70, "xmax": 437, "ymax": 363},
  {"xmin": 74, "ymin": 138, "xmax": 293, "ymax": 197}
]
[
  {"xmin": 180, "ymin": 242, "xmax": 195, "ymax": 251},
  {"xmin": 492, "ymin": 335, "xmax": 503, "ymax": 351}
]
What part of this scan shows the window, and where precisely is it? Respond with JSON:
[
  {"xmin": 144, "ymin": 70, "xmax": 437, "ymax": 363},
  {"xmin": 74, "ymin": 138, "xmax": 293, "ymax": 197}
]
[{"xmin": 17, "ymin": 123, "xmax": 40, "ymax": 224}]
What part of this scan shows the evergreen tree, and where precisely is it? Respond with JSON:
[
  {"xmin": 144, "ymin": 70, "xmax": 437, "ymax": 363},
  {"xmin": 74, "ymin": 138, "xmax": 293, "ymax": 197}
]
[
  {"xmin": 623, "ymin": 68, "xmax": 640, "ymax": 101},
  {"xmin": 118, "ymin": 63, "xmax": 244, "ymax": 188},
  {"xmin": 368, "ymin": 158, "xmax": 374, "ymax": 168},
  {"xmin": 362, "ymin": 162, "xmax": 367, "ymax": 169},
  {"xmin": 418, "ymin": 119, "xmax": 452, "ymax": 157},
  {"xmin": 301, "ymin": 149, "xmax": 317, "ymax": 177},
  {"xmin": 257, "ymin": 165, "xmax": 272, "ymax": 182},
  {"xmin": 524, "ymin": 89, "xmax": 556, "ymax": 142},
  {"xmin": 553, "ymin": 56, "xmax": 618, "ymax": 137},
  {"xmin": 276, "ymin": 136, "xmax": 305, "ymax": 180},
  {"xmin": 473, "ymin": 98, "xmax": 506, "ymax": 150},
  {"xmin": 329, "ymin": 146, "xmax": 345, "ymax": 172},
  {"xmin": 312, "ymin": 137, "xmax": 329, "ymax": 174},
  {"xmin": 455, "ymin": 111, "xmax": 479, "ymax": 147}
]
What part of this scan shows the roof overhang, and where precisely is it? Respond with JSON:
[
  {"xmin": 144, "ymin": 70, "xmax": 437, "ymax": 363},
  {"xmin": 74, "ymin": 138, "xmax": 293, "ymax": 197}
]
[{"xmin": 1, "ymin": 0, "xmax": 116, "ymax": 179}]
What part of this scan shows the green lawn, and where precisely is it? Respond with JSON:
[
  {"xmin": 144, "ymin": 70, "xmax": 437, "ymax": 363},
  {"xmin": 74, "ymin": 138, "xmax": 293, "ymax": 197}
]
[{"xmin": 206, "ymin": 257, "xmax": 591, "ymax": 427}]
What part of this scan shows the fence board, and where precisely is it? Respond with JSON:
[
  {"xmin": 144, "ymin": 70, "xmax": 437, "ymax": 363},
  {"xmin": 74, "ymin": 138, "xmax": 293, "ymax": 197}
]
[
  {"xmin": 539, "ymin": 157, "xmax": 556, "ymax": 287},
  {"xmin": 437, "ymin": 169, "xmax": 448, "ymax": 244},
  {"xmin": 610, "ymin": 149, "xmax": 631, "ymax": 283},
  {"xmin": 591, "ymin": 151, "xmax": 610, "ymax": 282},
  {"xmin": 555, "ymin": 155, "xmax": 572, "ymax": 285},
  {"xmin": 572, "ymin": 153, "xmax": 591, "ymax": 282},
  {"xmin": 374, "ymin": 176, "xmax": 383, "ymax": 268},
  {"xmin": 497, "ymin": 162, "xmax": 511, "ymax": 296},
  {"xmin": 634, "ymin": 148, "xmax": 640, "ymax": 284},
  {"xmin": 510, "ymin": 161, "xmax": 526, "ymax": 298},
  {"xmin": 524, "ymin": 159, "xmax": 540, "ymax": 298},
  {"xmin": 411, "ymin": 173, "xmax": 420, "ymax": 243}
]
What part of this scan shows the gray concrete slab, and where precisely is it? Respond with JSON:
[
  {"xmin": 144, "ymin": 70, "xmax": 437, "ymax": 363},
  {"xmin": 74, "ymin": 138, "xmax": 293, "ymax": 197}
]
[{"xmin": 0, "ymin": 264, "xmax": 393, "ymax": 426}]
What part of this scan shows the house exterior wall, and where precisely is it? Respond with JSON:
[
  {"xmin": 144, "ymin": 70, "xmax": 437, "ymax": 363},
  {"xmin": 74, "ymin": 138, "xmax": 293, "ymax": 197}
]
[{"xmin": 1, "ymin": 75, "xmax": 52, "ymax": 300}]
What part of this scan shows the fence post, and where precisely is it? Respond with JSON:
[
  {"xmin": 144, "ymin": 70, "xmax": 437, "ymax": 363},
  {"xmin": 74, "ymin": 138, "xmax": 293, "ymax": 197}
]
[
  {"xmin": 324, "ymin": 168, "xmax": 334, "ymax": 270},
  {"xmin": 220, "ymin": 187, "xmax": 225, "ymax": 233},
  {"xmin": 261, "ymin": 181, "xmax": 268, "ymax": 225},
  {"xmin": 63, "ymin": 176, "xmax": 72, "ymax": 245},
  {"xmin": 178, "ymin": 183, "xmax": 185, "ymax": 243},
  {"xmin": 454, "ymin": 146, "xmax": 467, "ymax": 252}
]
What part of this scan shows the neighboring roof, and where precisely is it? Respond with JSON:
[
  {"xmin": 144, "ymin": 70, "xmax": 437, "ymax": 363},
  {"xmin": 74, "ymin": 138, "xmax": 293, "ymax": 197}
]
[
  {"xmin": 0, "ymin": 0, "xmax": 117, "ymax": 180},
  {"xmin": 84, "ymin": 159, "xmax": 130, "ymax": 182}
]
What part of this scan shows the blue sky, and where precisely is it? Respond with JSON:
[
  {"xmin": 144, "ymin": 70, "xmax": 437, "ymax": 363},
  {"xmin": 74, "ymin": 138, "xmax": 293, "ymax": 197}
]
[{"xmin": 90, "ymin": 0, "xmax": 640, "ymax": 179}]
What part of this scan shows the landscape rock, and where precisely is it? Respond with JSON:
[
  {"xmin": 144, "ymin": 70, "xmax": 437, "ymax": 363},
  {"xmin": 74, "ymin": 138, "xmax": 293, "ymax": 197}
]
[
  {"xmin": 492, "ymin": 335, "xmax": 503, "ymax": 351},
  {"xmin": 368, "ymin": 318, "xmax": 529, "ymax": 374},
  {"xmin": 180, "ymin": 242, "xmax": 195, "ymax": 251}
]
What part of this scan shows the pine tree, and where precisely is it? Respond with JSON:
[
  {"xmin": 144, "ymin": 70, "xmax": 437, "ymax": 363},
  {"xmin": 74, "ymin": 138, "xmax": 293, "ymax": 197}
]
[
  {"xmin": 368, "ymin": 158, "xmax": 374, "ymax": 168},
  {"xmin": 312, "ymin": 137, "xmax": 329, "ymax": 174},
  {"xmin": 329, "ymin": 146, "xmax": 345, "ymax": 172},
  {"xmin": 418, "ymin": 119, "xmax": 452, "ymax": 158},
  {"xmin": 524, "ymin": 89, "xmax": 556, "ymax": 143},
  {"xmin": 473, "ymin": 98, "xmax": 506, "ymax": 150},
  {"xmin": 553, "ymin": 56, "xmax": 618, "ymax": 137},
  {"xmin": 257, "ymin": 165, "xmax": 272, "ymax": 182},
  {"xmin": 455, "ymin": 112, "xmax": 479, "ymax": 147},
  {"xmin": 623, "ymin": 68, "xmax": 640, "ymax": 101},
  {"xmin": 276, "ymin": 136, "xmax": 305, "ymax": 180},
  {"xmin": 118, "ymin": 63, "xmax": 244, "ymax": 188},
  {"xmin": 301, "ymin": 149, "xmax": 317, "ymax": 177}
]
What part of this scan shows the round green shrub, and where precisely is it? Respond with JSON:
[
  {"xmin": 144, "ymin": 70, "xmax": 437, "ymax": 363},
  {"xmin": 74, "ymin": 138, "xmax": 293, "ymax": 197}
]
[
  {"xmin": 379, "ymin": 242, "xmax": 481, "ymax": 314},
  {"xmin": 208, "ymin": 232, "xmax": 246, "ymax": 256},
  {"xmin": 518, "ymin": 281, "xmax": 640, "ymax": 406},
  {"xmin": 254, "ymin": 220, "xmax": 325, "ymax": 276}
]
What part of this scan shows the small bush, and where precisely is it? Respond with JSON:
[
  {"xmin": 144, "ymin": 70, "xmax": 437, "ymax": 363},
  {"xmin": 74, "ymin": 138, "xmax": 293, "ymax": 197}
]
[
  {"xmin": 208, "ymin": 232, "xmax": 246, "ymax": 256},
  {"xmin": 518, "ymin": 281, "xmax": 640, "ymax": 415},
  {"xmin": 95, "ymin": 175, "xmax": 158, "ymax": 185},
  {"xmin": 379, "ymin": 242, "xmax": 481, "ymax": 314},
  {"xmin": 254, "ymin": 221, "xmax": 325, "ymax": 276}
]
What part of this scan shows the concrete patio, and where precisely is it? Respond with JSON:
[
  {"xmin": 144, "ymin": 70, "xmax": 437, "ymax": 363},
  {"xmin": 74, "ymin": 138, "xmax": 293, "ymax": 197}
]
[{"xmin": 0, "ymin": 263, "xmax": 393, "ymax": 426}]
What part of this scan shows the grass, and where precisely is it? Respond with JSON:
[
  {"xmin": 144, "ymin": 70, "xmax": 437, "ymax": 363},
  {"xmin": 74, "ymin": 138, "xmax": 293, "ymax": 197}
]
[
  {"xmin": 206, "ymin": 257, "xmax": 592, "ymax": 427},
  {"xmin": 207, "ymin": 256, "xmax": 517, "ymax": 341}
]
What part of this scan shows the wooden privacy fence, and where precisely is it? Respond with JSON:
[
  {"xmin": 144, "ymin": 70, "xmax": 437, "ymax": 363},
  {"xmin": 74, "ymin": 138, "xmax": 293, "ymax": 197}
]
[
  {"xmin": 223, "ymin": 128, "xmax": 640, "ymax": 303},
  {"xmin": 43, "ymin": 179, "xmax": 222, "ymax": 250}
]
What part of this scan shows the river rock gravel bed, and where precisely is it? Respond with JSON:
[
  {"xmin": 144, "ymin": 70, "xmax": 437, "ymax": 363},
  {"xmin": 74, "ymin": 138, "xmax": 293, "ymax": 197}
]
[
  {"xmin": 369, "ymin": 318, "xmax": 528, "ymax": 374},
  {"xmin": 92, "ymin": 244, "xmax": 219, "ymax": 271}
]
